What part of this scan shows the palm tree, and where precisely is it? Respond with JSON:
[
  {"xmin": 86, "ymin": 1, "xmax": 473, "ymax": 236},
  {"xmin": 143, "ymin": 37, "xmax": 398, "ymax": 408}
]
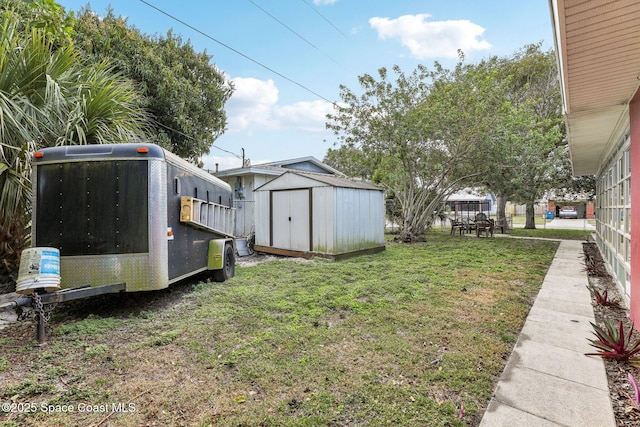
[{"xmin": 0, "ymin": 6, "xmax": 150, "ymax": 279}]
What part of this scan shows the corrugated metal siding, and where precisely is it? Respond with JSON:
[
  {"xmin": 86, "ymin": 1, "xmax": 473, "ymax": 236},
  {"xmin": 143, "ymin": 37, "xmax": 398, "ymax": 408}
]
[
  {"xmin": 254, "ymin": 190, "xmax": 271, "ymax": 247},
  {"xmin": 254, "ymin": 172, "xmax": 384, "ymax": 255},
  {"xmin": 334, "ymin": 188, "xmax": 384, "ymax": 254},
  {"xmin": 312, "ymin": 187, "xmax": 335, "ymax": 253}
]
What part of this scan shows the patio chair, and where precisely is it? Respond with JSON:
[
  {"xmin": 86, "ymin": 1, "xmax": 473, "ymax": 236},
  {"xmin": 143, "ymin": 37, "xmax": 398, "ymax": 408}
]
[
  {"xmin": 449, "ymin": 218, "xmax": 465, "ymax": 236},
  {"xmin": 475, "ymin": 213, "xmax": 494, "ymax": 237}
]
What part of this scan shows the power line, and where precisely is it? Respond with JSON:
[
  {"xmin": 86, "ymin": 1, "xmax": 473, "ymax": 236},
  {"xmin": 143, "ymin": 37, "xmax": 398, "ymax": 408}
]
[
  {"xmin": 300, "ymin": 0, "xmax": 348, "ymax": 39},
  {"xmin": 139, "ymin": 0, "xmax": 333, "ymax": 103},
  {"xmin": 210, "ymin": 143, "xmax": 243, "ymax": 159},
  {"xmin": 150, "ymin": 118, "xmax": 243, "ymax": 159},
  {"xmin": 247, "ymin": 0, "xmax": 338, "ymax": 64}
]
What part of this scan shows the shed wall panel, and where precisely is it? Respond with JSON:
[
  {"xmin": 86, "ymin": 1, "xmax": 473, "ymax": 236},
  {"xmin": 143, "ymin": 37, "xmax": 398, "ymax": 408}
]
[
  {"xmin": 334, "ymin": 188, "xmax": 384, "ymax": 253},
  {"xmin": 254, "ymin": 191, "xmax": 271, "ymax": 247},
  {"xmin": 312, "ymin": 187, "xmax": 335, "ymax": 253}
]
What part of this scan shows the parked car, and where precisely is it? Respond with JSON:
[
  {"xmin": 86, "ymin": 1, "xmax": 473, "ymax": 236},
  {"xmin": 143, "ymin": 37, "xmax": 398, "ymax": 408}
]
[{"xmin": 558, "ymin": 206, "xmax": 578, "ymax": 219}]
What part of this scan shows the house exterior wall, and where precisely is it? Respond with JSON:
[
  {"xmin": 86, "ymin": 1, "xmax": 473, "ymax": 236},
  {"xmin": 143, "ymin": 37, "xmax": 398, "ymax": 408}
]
[
  {"xmin": 220, "ymin": 173, "xmax": 274, "ymax": 237},
  {"xmin": 595, "ymin": 133, "xmax": 631, "ymax": 307},
  {"xmin": 630, "ymin": 92, "xmax": 640, "ymax": 322}
]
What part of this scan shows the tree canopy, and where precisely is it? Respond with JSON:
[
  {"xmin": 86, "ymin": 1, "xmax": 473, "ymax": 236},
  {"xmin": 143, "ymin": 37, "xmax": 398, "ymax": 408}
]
[
  {"xmin": 0, "ymin": 0, "xmax": 150, "ymax": 275},
  {"xmin": 469, "ymin": 44, "xmax": 566, "ymax": 228},
  {"xmin": 326, "ymin": 58, "xmax": 510, "ymax": 241},
  {"xmin": 326, "ymin": 45, "xmax": 575, "ymax": 238},
  {"xmin": 72, "ymin": 7, "xmax": 233, "ymax": 163}
]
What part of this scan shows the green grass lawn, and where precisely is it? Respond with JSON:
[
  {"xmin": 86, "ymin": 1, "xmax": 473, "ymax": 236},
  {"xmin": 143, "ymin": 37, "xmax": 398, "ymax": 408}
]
[{"xmin": 0, "ymin": 233, "xmax": 566, "ymax": 426}]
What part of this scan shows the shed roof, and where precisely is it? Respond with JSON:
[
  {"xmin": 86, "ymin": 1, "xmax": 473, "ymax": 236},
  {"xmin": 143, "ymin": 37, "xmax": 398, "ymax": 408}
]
[
  {"xmin": 214, "ymin": 156, "xmax": 341, "ymax": 178},
  {"xmin": 254, "ymin": 171, "xmax": 381, "ymax": 192}
]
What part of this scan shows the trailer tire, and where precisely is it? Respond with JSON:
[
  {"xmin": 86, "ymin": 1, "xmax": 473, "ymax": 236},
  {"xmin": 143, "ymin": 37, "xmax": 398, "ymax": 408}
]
[{"xmin": 213, "ymin": 243, "xmax": 235, "ymax": 282}]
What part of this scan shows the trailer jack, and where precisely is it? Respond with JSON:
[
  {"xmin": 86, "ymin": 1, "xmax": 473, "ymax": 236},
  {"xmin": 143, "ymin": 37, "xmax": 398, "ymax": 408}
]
[{"xmin": 0, "ymin": 283, "xmax": 127, "ymax": 345}]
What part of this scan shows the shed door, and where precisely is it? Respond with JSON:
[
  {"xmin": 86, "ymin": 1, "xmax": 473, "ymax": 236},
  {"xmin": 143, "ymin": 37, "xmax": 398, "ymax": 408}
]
[{"xmin": 272, "ymin": 189, "xmax": 310, "ymax": 251}]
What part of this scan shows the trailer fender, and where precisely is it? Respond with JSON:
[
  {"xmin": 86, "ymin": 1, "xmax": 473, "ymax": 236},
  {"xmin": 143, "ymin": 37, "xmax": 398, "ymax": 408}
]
[{"xmin": 207, "ymin": 239, "xmax": 235, "ymax": 281}]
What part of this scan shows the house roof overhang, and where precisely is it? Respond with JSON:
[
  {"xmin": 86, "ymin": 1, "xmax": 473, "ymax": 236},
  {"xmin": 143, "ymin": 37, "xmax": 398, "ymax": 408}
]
[{"xmin": 549, "ymin": 0, "xmax": 640, "ymax": 176}]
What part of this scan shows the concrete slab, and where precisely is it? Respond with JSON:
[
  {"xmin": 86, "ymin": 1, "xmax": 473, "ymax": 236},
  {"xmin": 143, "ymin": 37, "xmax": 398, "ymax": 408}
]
[
  {"xmin": 530, "ymin": 297, "xmax": 595, "ymax": 318},
  {"xmin": 489, "ymin": 365, "xmax": 614, "ymax": 427},
  {"xmin": 542, "ymin": 259, "xmax": 587, "ymax": 275},
  {"xmin": 519, "ymin": 321, "xmax": 593, "ymax": 353},
  {"xmin": 509, "ymin": 339, "xmax": 609, "ymax": 390},
  {"xmin": 481, "ymin": 239, "xmax": 615, "ymax": 427},
  {"xmin": 535, "ymin": 288, "xmax": 592, "ymax": 304},
  {"xmin": 0, "ymin": 292, "xmax": 20, "ymax": 331},
  {"xmin": 541, "ymin": 274, "xmax": 589, "ymax": 292},
  {"xmin": 480, "ymin": 401, "xmax": 559, "ymax": 427}
]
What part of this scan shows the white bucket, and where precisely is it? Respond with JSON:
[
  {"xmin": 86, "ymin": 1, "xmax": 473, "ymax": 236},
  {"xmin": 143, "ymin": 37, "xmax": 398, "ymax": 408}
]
[{"xmin": 16, "ymin": 247, "xmax": 61, "ymax": 294}]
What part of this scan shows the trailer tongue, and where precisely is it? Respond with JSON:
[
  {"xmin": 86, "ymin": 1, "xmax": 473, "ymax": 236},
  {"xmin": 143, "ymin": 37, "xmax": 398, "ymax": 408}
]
[{"xmin": 0, "ymin": 283, "xmax": 127, "ymax": 344}]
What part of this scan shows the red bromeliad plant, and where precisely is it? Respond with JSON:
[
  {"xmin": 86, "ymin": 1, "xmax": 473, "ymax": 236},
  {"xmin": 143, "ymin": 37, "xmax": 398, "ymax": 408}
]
[
  {"xmin": 588, "ymin": 285, "xmax": 619, "ymax": 307},
  {"xmin": 586, "ymin": 320, "xmax": 640, "ymax": 361}
]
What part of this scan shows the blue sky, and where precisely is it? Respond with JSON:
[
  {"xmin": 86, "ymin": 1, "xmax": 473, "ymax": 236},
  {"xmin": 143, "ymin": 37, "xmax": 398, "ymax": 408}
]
[{"xmin": 57, "ymin": 1, "xmax": 554, "ymax": 171}]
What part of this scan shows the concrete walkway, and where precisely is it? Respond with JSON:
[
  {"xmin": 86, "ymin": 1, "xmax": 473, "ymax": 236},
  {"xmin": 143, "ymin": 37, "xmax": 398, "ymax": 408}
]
[{"xmin": 480, "ymin": 239, "xmax": 615, "ymax": 426}]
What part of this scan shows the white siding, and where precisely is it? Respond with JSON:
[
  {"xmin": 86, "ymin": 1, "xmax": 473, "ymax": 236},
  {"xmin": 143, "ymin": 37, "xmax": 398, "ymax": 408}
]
[
  {"xmin": 312, "ymin": 187, "xmax": 335, "ymax": 253},
  {"xmin": 334, "ymin": 188, "xmax": 385, "ymax": 254},
  {"xmin": 255, "ymin": 172, "xmax": 385, "ymax": 256},
  {"xmin": 254, "ymin": 190, "xmax": 271, "ymax": 247}
]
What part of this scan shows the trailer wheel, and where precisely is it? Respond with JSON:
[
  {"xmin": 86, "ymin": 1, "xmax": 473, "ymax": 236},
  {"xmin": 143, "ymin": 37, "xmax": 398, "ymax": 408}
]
[{"xmin": 213, "ymin": 243, "xmax": 235, "ymax": 282}]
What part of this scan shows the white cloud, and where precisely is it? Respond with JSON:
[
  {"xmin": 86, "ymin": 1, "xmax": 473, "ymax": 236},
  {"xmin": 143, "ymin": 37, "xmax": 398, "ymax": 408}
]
[
  {"xmin": 369, "ymin": 13, "xmax": 492, "ymax": 59},
  {"xmin": 226, "ymin": 77, "xmax": 279, "ymax": 131},
  {"xmin": 274, "ymin": 100, "xmax": 334, "ymax": 132},
  {"xmin": 313, "ymin": 0, "xmax": 337, "ymax": 5},
  {"xmin": 226, "ymin": 77, "xmax": 334, "ymax": 134}
]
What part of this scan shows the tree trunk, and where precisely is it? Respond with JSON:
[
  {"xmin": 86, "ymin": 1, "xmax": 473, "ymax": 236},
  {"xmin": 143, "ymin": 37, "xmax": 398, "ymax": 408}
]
[
  {"xmin": 496, "ymin": 195, "xmax": 507, "ymax": 224},
  {"xmin": 524, "ymin": 202, "xmax": 536, "ymax": 229},
  {"xmin": 496, "ymin": 194, "xmax": 508, "ymax": 231}
]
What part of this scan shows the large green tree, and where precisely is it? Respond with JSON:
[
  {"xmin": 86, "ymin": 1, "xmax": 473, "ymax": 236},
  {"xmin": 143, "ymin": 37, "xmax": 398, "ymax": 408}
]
[
  {"xmin": 326, "ymin": 59, "xmax": 509, "ymax": 241},
  {"xmin": 471, "ymin": 44, "xmax": 564, "ymax": 229},
  {"xmin": 0, "ymin": 0, "xmax": 150, "ymax": 277},
  {"xmin": 72, "ymin": 7, "xmax": 233, "ymax": 163}
]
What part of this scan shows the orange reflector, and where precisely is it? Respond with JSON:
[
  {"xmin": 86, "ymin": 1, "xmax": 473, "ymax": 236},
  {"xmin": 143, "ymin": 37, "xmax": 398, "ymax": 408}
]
[
  {"xmin": 137, "ymin": 147, "xmax": 149, "ymax": 154},
  {"xmin": 34, "ymin": 152, "xmax": 44, "ymax": 159},
  {"xmin": 167, "ymin": 230, "xmax": 174, "ymax": 236}
]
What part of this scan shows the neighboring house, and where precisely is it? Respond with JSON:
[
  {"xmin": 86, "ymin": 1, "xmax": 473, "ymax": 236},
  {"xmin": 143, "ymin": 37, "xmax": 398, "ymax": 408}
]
[
  {"xmin": 214, "ymin": 157, "xmax": 341, "ymax": 238},
  {"xmin": 549, "ymin": 2, "xmax": 639, "ymax": 319},
  {"xmin": 446, "ymin": 189, "xmax": 497, "ymax": 219},
  {"xmin": 253, "ymin": 171, "xmax": 385, "ymax": 260}
]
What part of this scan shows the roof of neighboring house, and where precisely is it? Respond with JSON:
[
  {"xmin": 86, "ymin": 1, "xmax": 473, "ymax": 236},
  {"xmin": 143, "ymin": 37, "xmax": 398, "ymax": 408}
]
[
  {"xmin": 254, "ymin": 171, "xmax": 382, "ymax": 192},
  {"xmin": 214, "ymin": 156, "xmax": 342, "ymax": 178},
  {"xmin": 447, "ymin": 189, "xmax": 494, "ymax": 202},
  {"xmin": 550, "ymin": 0, "xmax": 640, "ymax": 175}
]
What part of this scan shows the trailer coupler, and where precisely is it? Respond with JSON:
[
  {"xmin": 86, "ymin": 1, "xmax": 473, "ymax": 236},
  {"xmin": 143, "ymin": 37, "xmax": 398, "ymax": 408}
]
[{"xmin": 0, "ymin": 283, "xmax": 126, "ymax": 345}]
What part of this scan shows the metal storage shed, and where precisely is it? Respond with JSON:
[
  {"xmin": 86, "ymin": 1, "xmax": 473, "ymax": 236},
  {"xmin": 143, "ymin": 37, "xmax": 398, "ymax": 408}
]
[{"xmin": 254, "ymin": 171, "xmax": 385, "ymax": 260}]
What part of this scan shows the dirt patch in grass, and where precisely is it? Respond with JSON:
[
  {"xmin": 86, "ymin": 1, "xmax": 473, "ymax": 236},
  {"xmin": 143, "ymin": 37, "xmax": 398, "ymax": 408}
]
[{"xmin": 583, "ymin": 242, "xmax": 640, "ymax": 426}]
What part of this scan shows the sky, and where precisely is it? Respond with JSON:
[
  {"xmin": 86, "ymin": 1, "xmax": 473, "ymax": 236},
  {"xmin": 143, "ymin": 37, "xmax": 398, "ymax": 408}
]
[{"xmin": 57, "ymin": 0, "xmax": 555, "ymax": 172}]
